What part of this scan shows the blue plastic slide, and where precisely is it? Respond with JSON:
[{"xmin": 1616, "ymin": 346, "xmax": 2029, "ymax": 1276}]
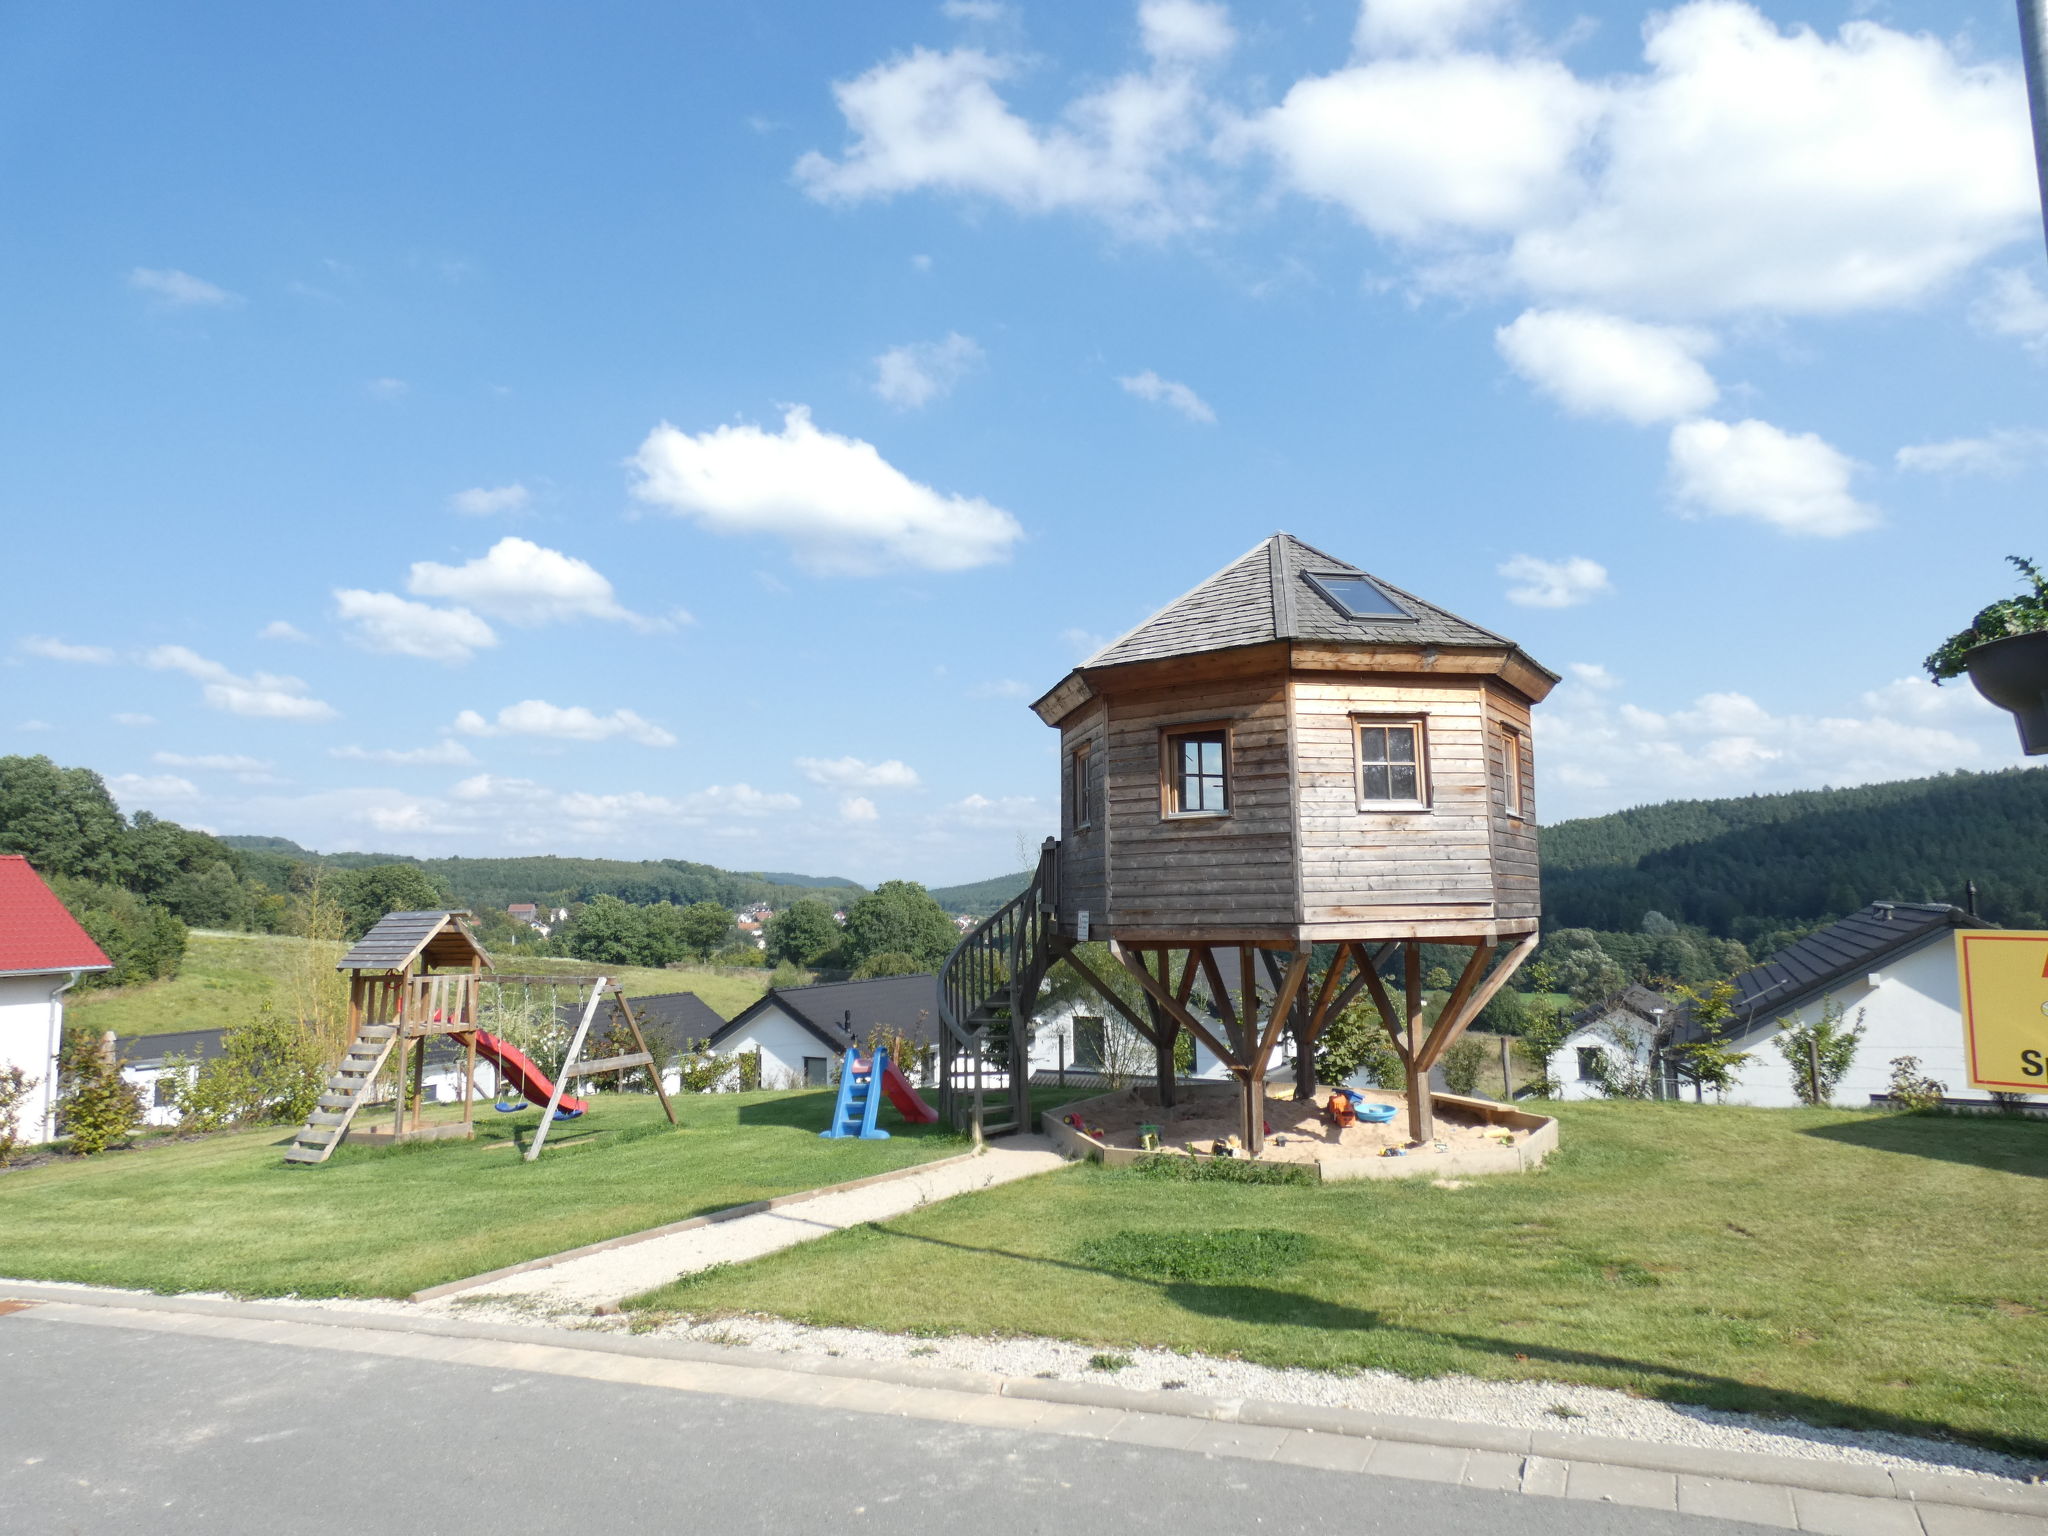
[{"xmin": 819, "ymin": 1049, "xmax": 892, "ymax": 1140}]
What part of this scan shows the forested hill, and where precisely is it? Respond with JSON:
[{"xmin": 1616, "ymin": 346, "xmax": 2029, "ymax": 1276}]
[
  {"xmin": 1542, "ymin": 767, "xmax": 2048, "ymax": 939},
  {"xmin": 217, "ymin": 838, "xmax": 865, "ymax": 913},
  {"xmin": 928, "ymin": 869, "xmax": 1034, "ymax": 915}
]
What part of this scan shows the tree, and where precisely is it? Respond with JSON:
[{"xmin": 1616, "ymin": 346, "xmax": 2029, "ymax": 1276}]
[
  {"xmin": 677, "ymin": 900, "xmax": 736, "ymax": 958},
  {"xmin": 1518, "ymin": 1002, "xmax": 1570, "ymax": 1098},
  {"xmin": 1442, "ymin": 1036, "xmax": 1491, "ymax": 1098},
  {"xmin": 1314, "ymin": 998, "xmax": 1401, "ymax": 1089},
  {"xmin": 840, "ymin": 881, "xmax": 958, "ymax": 971},
  {"xmin": 53, "ymin": 876, "xmax": 186, "ymax": 988},
  {"xmin": 1666, "ymin": 979, "xmax": 1752, "ymax": 1098},
  {"xmin": 1546, "ymin": 930, "xmax": 1626, "ymax": 1006},
  {"xmin": 0, "ymin": 755, "xmax": 129, "ymax": 884},
  {"xmin": 563, "ymin": 894, "xmax": 645, "ymax": 967},
  {"xmin": 329, "ymin": 863, "xmax": 450, "ymax": 940},
  {"xmin": 1773, "ymin": 999, "xmax": 1865, "ymax": 1107},
  {"xmin": 766, "ymin": 899, "xmax": 842, "ymax": 968},
  {"xmin": 852, "ymin": 950, "xmax": 922, "ymax": 979},
  {"xmin": 56, "ymin": 1029, "xmax": 142, "ymax": 1154}
]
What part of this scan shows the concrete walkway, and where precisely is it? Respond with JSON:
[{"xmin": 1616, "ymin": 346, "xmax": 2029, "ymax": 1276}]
[
  {"xmin": 441, "ymin": 1135, "xmax": 1067, "ymax": 1311},
  {"xmin": 4, "ymin": 1284, "xmax": 2043, "ymax": 1534}
]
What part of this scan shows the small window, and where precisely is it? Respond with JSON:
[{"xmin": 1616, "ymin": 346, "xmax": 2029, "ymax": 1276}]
[
  {"xmin": 1304, "ymin": 572, "xmax": 1411, "ymax": 620},
  {"xmin": 1163, "ymin": 728, "xmax": 1230, "ymax": 816},
  {"xmin": 803, "ymin": 1056, "xmax": 828, "ymax": 1087},
  {"xmin": 1502, "ymin": 727, "xmax": 1526, "ymax": 818},
  {"xmin": 1072, "ymin": 1016, "xmax": 1106, "ymax": 1070},
  {"xmin": 153, "ymin": 1075, "xmax": 177, "ymax": 1108},
  {"xmin": 1356, "ymin": 719, "xmax": 1427, "ymax": 807},
  {"xmin": 1071, "ymin": 743, "xmax": 1094, "ymax": 830},
  {"xmin": 1577, "ymin": 1047, "xmax": 1602, "ymax": 1083}
]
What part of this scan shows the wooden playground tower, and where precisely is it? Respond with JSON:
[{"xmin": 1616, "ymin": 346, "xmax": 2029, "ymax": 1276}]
[
  {"xmin": 937, "ymin": 534, "xmax": 1557, "ymax": 1153},
  {"xmin": 286, "ymin": 909, "xmax": 673, "ymax": 1164}
]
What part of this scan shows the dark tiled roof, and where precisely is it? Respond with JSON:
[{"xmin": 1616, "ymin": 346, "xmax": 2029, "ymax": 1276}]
[
  {"xmin": 1083, "ymin": 533, "xmax": 1524, "ymax": 670},
  {"xmin": 711, "ymin": 974, "xmax": 941, "ymax": 1053},
  {"xmin": 1571, "ymin": 985, "xmax": 1678, "ymax": 1030},
  {"xmin": 627, "ymin": 991, "xmax": 729, "ymax": 1053},
  {"xmin": 1682, "ymin": 903, "xmax": 1985, "ymax": 1041},
  {"xmin": 118, "ymin": 1028, "xmax": 226, "ymax": 1067},
  {"xmin": 337, "ymin": 910, "xmax": 487, "ymax": 972}
]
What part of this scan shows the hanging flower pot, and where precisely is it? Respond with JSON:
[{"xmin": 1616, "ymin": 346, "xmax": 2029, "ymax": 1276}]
[
  {"xmin": 1926, "ymin": 557, "xmax": 2048, "ymax": 758},
  {"xmin": 1964, "ymin": 630, "xmax": 2048, "ymax": 755}
]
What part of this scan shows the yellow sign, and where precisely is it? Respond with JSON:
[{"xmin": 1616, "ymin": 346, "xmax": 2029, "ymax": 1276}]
[{"xmin": 1955, "ymin": 931, "xmax": 2048, "ymax": 1092}]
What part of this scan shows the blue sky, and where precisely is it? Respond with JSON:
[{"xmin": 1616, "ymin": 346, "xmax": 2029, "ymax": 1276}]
[{"xmin": 3, "ymin": 0, "xmax": 2044, "ymax": 886}]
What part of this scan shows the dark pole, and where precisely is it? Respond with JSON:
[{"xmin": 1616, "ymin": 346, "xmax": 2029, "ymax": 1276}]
[{"xmin": 2023, "ymin": 0, "xmax": 2048, "ymax": 256}]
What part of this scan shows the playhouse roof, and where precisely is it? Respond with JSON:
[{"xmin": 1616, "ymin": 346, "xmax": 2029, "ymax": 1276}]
[
  {"xmin": 0, "ymin": 855, "xmax": 113, "ymax": 977},
  {"xmin": 337, "ymin": 909, "xmax": 491, "ymax": 973},
  {"xmin": 1081, "ymin": 532, "xmax": 1524, "ymax": 670}
]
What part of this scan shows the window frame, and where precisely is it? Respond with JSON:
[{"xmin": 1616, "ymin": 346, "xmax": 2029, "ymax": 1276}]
[
  {"xmin": 1352, "ymin": 714, "xmax": 1431, "ymax": 812},
  {"xmin": 802, "ymin": 1056, "xmax": 828, "ymax": 1088},
  {"xmin": 1302, "ymin": 570, "xmax": 1415, "ymax": 623},
  {"xmin": 1501, "ymin": 725, "xmax": 1527, "ymax": 820},
  {"xmin": 1577, "ymin": 1046, "xmax": 1603, "ymax": 1083},
  {"xmin": 1070, "ymin": 740, "xmax": 1094, "ymax": 832},
  {"xmin": 1158, "ymin": 722, "xmax": 1234, "ymax": 820}
]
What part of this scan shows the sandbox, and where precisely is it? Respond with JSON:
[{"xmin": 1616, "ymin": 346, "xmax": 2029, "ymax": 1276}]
[{"xmin": 1041, "ymin": 1082, "xmax": 1557, "ymax": 1180}]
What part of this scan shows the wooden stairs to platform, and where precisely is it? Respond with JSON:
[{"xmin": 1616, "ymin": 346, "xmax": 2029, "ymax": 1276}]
[
  {"xmin": 936, "ymin": 838, "xmax": 1062, "ymax": 1141},
  {"xmin": 284, "ymin": 1023, "xmax": 399, "ymax": 1165}
]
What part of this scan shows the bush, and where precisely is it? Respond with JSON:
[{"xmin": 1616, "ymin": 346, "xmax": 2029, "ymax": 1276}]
[
  {"xmin": 672, "ymin": 1042, "xmax": 737, "ymax": 1094},
  {"xmin": 1773, "ymin": 999, "xmax": 1865, "ymax": 1107},
  {"xmin": 56, "ymin": 1030, "xmax": 142, "ymax": 1154},
  {"xmin": 52, "ymin": 875, "xmax": 186, "ymax": 989},
  {"xmin": 1314, "ymin": 997, "xmax": 1401, "ymax": 1088},
  {"xmin": 708, "ymin": 942, "xmax": 765, "ymax": 968},
  {"xmin": 1442, "ymin": 1035, "xmax": 1490, "ymax": 1097},
  {"xmin": 1518, "ymin": 1002, "xmax": 1570, "ymax": 1098},
  {"xmin": 1887, "ymin": 1055, "xmax": 1947, "ymax": 1112},
  {"xmin": 174, "ymin": 1004, "xmax": 327, "ymax": 1129},
  {"xmin": 852, "ymin": 950, "xmax": 922, "ymax": 980},
  {"xmin": 0, "ymin": 1065, "xmax": 38, "ymax": 1164},
  {"xmin": 1125, "ymin": 1154, "xmax": 1314, "ymax": 1186},
  {"xmin": 767, "ymin": 960, "xmax": 811, "ymax": 991}
]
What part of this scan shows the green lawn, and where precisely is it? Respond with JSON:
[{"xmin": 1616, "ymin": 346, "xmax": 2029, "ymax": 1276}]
[
  {"xmin": 632, "ymin": 1101, "xmax": 2048, "ymax": 1458},
  {"xmin": 66, "ymin": 932, "xmax": 771, "ymax": 1041},
  {"xmin": 0, "ymin": 1089, "xmax": 963, "ymax": 1298}
]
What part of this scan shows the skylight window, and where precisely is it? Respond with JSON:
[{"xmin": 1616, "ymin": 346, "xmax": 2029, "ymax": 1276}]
[{"xmin": 1304, "ymin": 572, "xmax": 1410, "ymax": 621}]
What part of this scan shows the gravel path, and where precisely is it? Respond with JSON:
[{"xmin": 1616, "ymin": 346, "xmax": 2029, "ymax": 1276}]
[{"xmin": 438, "ymin": 1136, "xmax": 1068, "ymax": 1310}]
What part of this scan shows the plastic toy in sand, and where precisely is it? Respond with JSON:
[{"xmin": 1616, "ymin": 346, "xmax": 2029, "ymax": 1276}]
[{"xmin": 1338, "ymin": 1088, "xmax": 1399, "ymax": 1124}]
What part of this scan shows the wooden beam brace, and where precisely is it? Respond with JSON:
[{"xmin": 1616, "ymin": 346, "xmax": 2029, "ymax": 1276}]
[
  {"xmin": 1416, "ymin": 933, "xmax": 1539, "ymax": 1074},
  {"xmin": 1193, "ymin": 945, "xmax": 1241, "ymax": 1051},
  {"xmin": 1352, "ymin": 944, "xmax": 1409, "ymax": 1067},
  {"xmin": 1413, "ymin": 941, "xmax": 1494, "ymax": 1077},
  {"xmin": 1249, "ymin": 950, "xmax": 1312, "ymax": 1081},
  {"xmin": 1109, "ymin": 941, "xmax": 1238, "ymax": 1069},
  {"xmin": 1056, "ymin": 947, "xmax": 1161, "ymax": 1047}
]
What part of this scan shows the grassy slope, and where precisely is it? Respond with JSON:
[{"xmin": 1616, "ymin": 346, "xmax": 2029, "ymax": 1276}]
[
  {"xmin": 633, "ymin": 1101, "xmax": 2048, "ymax": 1456},
  {"xmin": 66, "ymin": 933, "xmax": 771, "ymax": 1040},
  {"xmin": 0, "ymin": 1091, "xmax": 964, "ymax": 1297}
]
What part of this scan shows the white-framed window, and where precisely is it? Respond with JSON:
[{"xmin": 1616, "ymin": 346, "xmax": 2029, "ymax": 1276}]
[
  {"xmin": 1355, "ymin": 717, "xmax": 1429, "ymax": 809},
  {"xmin": 803, "ymin": 1056, "xmax": 828, "ymax": 1087},
  {"xmin": 1502, "ymin": 726, "xmax": 1526, "ymax": 818},
  {"xmin": 1071, "ymin": 742, "xmax": 1094, "ymax": 830},
  {"xmin": 1162, "ymin": 726, "xmax": 1230, "ymax": 818},
  {"xmin": 1577, "ymin": 1046, "xmax": 1602, "ymax": 1083}
]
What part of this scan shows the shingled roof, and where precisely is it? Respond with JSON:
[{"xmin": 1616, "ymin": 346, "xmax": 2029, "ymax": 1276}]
[
  {"xmin": 1081, "ymin": 533, "xmax": 1521, "ymax": 670},
  {"xmin": 336, "ymin": 910, "xmax": 490, "ymax": 973}
]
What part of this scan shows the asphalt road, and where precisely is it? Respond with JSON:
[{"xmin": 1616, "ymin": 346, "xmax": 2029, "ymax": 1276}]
[{"xmin": 0, "ymin": 1314, "xmax": 1791, "ymax": 1536}]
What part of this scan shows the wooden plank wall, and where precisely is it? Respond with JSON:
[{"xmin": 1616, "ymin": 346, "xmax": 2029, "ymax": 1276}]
[
  {"xmin": 1483, "ymin": 682, "xmax": 1540, "ymax": 921},
  {"xmin": 1292, "ymin": 673, "xmax": 1502, "ymax": 936},
  {"xmin": 1103, "ymin": 674, "xmax": 1296, "ymax": 930},
  {"xmin": 1058, "ymin": 701, "xmax": 1110, "ymax": 930}
]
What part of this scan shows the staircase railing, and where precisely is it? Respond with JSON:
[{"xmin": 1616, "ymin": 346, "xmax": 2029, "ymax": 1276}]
[{"xmin": 937, "ymin": 837, "xmax": 1060, "ymax": 1138}]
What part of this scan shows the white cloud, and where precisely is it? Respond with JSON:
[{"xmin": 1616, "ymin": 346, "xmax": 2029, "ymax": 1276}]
[
  {"xmin": 331, "ymin": 741, "xmax": 479, "ymax": 766},
  {"xmin": 1667, "ymin": 418, "xmax": 1876, "ymax": 537},
  {"xmin": 1498, "ymin": 554, "xmax": 1611, "ymax": 608},
  {"xmin": 1355, "ymin": 0, "xmax": 1513, "ymax": 54},
  {"xmin": 1139, "ymin": 0, "xmax": 1235, "ymax": 63},
  {"xmin": 1567, "ymin": 662, "xmax": 1618, "ymax": 690},
  {"xmin": 942, "ymin": 0, "xmax": 1009, "ymax": 19},
  {"xmin": 1972, "ymin": 267, "xmax": 2048, "ymax": 353},
  {"xmin": 144, "ymin": 645, "xmax": 338, "ymax": 721},
  {"xmin": 259, "ymin": 620, "xmax": 311, "ymax": 643},
  {"xmin": 1895, "ymin": 429, "xmax": 2048, "ymax": 477},
  {"xmin": 449, "ymin": 483, "xmax": 532, "ymax": 516},
  {"xmin": 1119, "ymin": 369, "xmax": 1216, "ymax": 423},
  {"xmin": 407, "ymin": 537, "xmax": 652, "ymax": 628},
  {"xmin": 128, "ymin": 267, "xmax": 236, "ymax": 307},
  {"xmin": 1541, "ymin": 670, "xmax": 2023, "ymax": 817},
  {"xmin": 367, "ymin": 377, "xmax": 409, "ymax": 399},
  {"xmin": 1494, "ymin": 309, "xmax": 1717, "ymax": 425},
  {"xmin": 793, "ymin": 46, "xmax": 1209, "ymax": 235},
  {"xmin": 1246, "ymin": 54, "xmax": 1599, "ymax": 242},
  {"xmin": 629, "ymin": 406, "xmax": 1023, "ymax": 575},
  {"xmin": 108, "ymin": 773, "xmax": 200, "ymax": 803},
  {"xmin": 943, "ymin": 792, "xmax": 1049, "ymax": 828},
  {"xmin": 797, "ymin": 756, "xmax": 922, "ymax": 789},
  {"xmin": 873, "ymin": 333, "xmax": 983, "ymax": 408},
  {"xmin": 152, "ymin": 752, "xmax": 271, "ymax": 773},
  {"xmin": 840, "ymin": 795, "xmax": 881, "ymax": 823},
  {"xmin": 18, "ymin": 720, "xmax": 51, "ymax": 732},
  {"xmin": 18, "ymin": 636, "xmax": 115, "ymax": 664},
  {"xmin": 1061, "ymin": 626, "xmax": 1108, "ymax": 658},
  {"xmin": 333, "ymin": 589, "xmax": 498, "ymax": 663},
  {"xmin": 112, "ymin": 712, "xmax": 157, "ymax": 727},
  {"xmin": 453, "ymin": 700, "xmax": 677, "ymax": 747}
]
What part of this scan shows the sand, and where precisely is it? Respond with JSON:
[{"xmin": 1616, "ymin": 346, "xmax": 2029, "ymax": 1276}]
[{"xmin": 1057, "ymin": 1082, "xmax": 1512, "ymax": 1165}]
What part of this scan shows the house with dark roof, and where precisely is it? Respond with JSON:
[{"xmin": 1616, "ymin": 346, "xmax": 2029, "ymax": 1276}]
[
  {"xmin": 708, "ymin": 975, "xmax": 944, "ymax": 1088},
  {"xmin": 1556, "ymin": 986, "xmax": 1680, "ymax": 1100},
  {"xmin": 1560, "ymin": 903, "xmax": 2001, "ymax": 1107},
  {"xmin": 0, "ymin": 855, "xmax": 114, "ymax": 1142},
  {"xmin": 117, "ymin": 1027, "xmax": 228, "ymax": 1125}
]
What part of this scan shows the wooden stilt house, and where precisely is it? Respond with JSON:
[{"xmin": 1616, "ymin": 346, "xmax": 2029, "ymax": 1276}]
[{"xmin": 937, "ymin": 533, "xmax": 1558, "ymax": 1152}]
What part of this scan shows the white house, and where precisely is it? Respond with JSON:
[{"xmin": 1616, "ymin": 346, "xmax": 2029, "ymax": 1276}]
[
  {"xmin": 1562, "ymin": 903, "xmax": 2011, "ymax": 1109},
  {"xmin": 1556, "ymin": 986, "xmax": 1680, "ymax": 1102},
  {"xmin": 119, "ymin": 1028, "xmax": 225, "ymax": 1126},
  {"xmin": 0, "ymin": 855, "xmax": 113, "ymax": 1143},
  {"xmin": 708, "ymin": 974, "xmax": 944, "ymax": 1089}
]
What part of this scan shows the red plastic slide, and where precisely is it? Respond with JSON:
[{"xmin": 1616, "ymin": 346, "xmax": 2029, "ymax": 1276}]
[
  {"xmin": 464, "ymin": 1029, "xmax": 587, "ymax": 1117},
  {"xmin": 879, "ymin": 1060, "xmax": 938, "ymax": 1124}
]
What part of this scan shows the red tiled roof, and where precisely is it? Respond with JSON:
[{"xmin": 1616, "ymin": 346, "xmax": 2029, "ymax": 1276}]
[{"xmin": 0, "ymin": 857, "xmax": 113, "ymax": 974}]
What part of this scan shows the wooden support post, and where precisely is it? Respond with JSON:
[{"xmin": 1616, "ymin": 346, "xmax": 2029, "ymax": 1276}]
[
  {"xmin": 1147, "ymin": 950, "xmax": 1177, "ymax": 1109},
  {"xmin": 464, "ymin": 1028, "xmax": 477, "ymax": 1130},
  {"xmin": 1243, "ymin": 949, "xmax": 1310, "ymax": 1156},
  {"xmin": 616, "ymin": 986, "xmax": 678, "ymax": 1126},
  {"xmin": 1404, "ymin": 943, "xmax": 1433, "ymax": 1144}
]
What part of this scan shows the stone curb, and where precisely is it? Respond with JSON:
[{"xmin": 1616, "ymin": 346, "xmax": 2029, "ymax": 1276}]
[
  {"xmin": 3, "ymin": 1280, "xmax": 2042, "ymax": 1519},
  {"xmin": 408, "ymin": 1147, "xmax": 992, "ymax": 1301}
]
